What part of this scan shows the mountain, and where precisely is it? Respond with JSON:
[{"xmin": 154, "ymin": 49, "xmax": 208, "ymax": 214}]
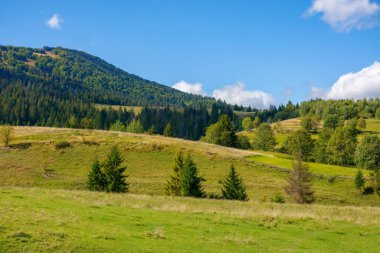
[{"xmin": 0, "ymin": 45, "xmax": 215, "ymax": 107}]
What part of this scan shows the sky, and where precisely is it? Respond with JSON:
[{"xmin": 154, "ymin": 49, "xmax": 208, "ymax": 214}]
[{"xmin": 1, "ymin": 0, "xmax": 380, "ymax": 108}]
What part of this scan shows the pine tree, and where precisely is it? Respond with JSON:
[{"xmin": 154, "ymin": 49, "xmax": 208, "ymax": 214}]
[
  {"xmin": 354, "ymin": 170, "xmax": 365, "ymax": 193},
  {"xmin": 221, "ymin": 164, "xmax": 248, "ymax": 201},
  {"xmin": 87, "ymin": 158, "xmax": 106, "ymax": 191},
  {"xmin": 285, "ymin": 155, "xmax": 314, "ymax": 204},
  {"xmin": 165, "ymin": 151, "xmax": 185, "ymax": 196},
  {"xmin": 180, "ymin": 155, "xmax": 205, "ymax": 197},
  {"xmin": 163, "ymin": 123, "xmax": 173, "ymax": 137},
  {"xmin": 103, "ymin": 146, "xmax": 128, "ymax": 193}
]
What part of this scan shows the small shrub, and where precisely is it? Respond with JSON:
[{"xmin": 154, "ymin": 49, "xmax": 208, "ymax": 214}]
[
  {"xmin": 327, "ymin": 176, "xmax": 337, "ymax": 184},
  {"xmin": 271, "ymin": 193, "xmax": 285, "ymax": 203},
  {"xmin": 55, "ymin": 141, "xmax": 71, "ymax": 150},
  {"xmin": 363, "ymin": 187, "xmax": 374, "ymax": 195},
  {"xmin": 9, "ymin": 142, "xmax": 32, "ymax": 149}
]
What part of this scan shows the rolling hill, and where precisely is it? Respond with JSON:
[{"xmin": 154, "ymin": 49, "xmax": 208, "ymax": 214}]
[
  {"xmin": 1, "ymin": 126, "xmax": 380, "ymax": 252},
  {"xmin": 0, "ymin": 45, "xmax": 215, "ymax": 107}
]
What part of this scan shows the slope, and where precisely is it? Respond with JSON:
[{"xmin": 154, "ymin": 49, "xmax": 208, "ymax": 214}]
[
  {"xmin": 0, "ymin": 45, "xmax": 214, "ymax": 107},
  {"xmin": 0, "ymin": 126, "xmax": 378, "ymax": 206}
]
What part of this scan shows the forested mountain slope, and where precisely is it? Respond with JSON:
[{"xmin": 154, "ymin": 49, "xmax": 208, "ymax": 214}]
[{"xmin": 0, "ymin": 45, "xmax": 215, "ymax": 107}]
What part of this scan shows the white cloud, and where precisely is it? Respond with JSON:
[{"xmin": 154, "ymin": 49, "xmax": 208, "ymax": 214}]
[
  {"xmin": 212, "ymin": 82, "xmax": 275, "ymax": 109},
  {"xmin": 172, "ymin": 80, "xmax": 205, "ymax": 95},
  {"xmin": 46, "ymin": 14, "xmax": 63, "ymax": 29},
  {"xmin": 305, "ymin": 0, "xmax": 380, "ymax": 32},
  {"xmin": 326, "ymin": 61, "xmax": 380, "ymax": 99}
]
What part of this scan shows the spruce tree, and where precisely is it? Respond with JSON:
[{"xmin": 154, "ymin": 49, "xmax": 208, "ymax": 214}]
[
  {"xmin": 87, "ymin": 158, "xmax": 106, "ymax": 191},
  {"xmin": 103, "ymin": 146, "xmax": 128, "ymax": 193},
  {"xmin": 285, "ymin": 155, "xmax": 314, "ymax": 204},
  {"xmin": 221, "ymin": 164, "xmax": 248, "ymax": 201},
  {"xmin": 180, "ymin": 155, "xmax": 205, "ymax": 197},
  {"xmin": 354, "ymin": 170, "xmax": 365, "ymax": 193},
  {"xmin": 165, "ymin": 151, "xmax": 185, "ymax": 196}
]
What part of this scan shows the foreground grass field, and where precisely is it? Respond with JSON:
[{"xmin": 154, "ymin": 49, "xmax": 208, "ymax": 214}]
[
  {"xmin": 1, "ymin": 126, "xmax": 380, "ymax": 252},
  {"xmin": 1, "ymin": 187, "xmax": 380, "ymax": 253},
  {"xmin": 0, "ymin": 126, "xmax": 379, "ymax": 206}
]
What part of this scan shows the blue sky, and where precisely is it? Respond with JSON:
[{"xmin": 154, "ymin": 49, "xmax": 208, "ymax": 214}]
[{"xmin": 1, "ymin": 0, "xmax": 380, "ymax": 108}]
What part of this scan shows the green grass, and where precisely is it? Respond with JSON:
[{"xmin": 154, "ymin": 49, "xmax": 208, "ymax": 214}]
[
  {"xmin": 248, "ymin": 153, "xmax": 365, "ymax": 177},
  {"xmin": 1, "ymin": 187, "xmax": 380, "ymax": 253},
  {"xmin": 2, "ymin": 126, "xmax": 380, "ymax": 252},
  {"xmin": 94, "ymin": 104, "xmax": 144, "ymax": 114},
  {"xmin": 0, "ymin": 126, "xmax": 379, "ymax": 206},
  {"xmin": 365, "ymin": 118, "xmax": 380, "ymax": 133}
]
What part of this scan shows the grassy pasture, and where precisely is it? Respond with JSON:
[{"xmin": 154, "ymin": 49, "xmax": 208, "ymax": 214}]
[
  {"xmin": 0, "ymin": 126, "xmax": 379, "ymax": 206},
  {"xmin": 0, "ymin": 187, "xmax": 379, "ymax": 253}
]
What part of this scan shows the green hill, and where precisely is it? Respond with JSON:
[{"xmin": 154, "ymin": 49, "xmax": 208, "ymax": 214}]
[
  {"xmin": 1, "ymin": 126, "xmax": 378, "ymax": 206},
  {"xmin": 0, "ymin": 45, "xmax": 215, "ymax": 107},
  {"xmin": 1, "ymin": 127, "xmax": 380, "ymax": 252}
]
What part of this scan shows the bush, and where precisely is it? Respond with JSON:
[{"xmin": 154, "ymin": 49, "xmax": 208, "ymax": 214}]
[
  {"xmin": 55, "ymin": 141, "xmax": 71, "ymax": 150},
  {"xmin": 271, "ymin": 193, "xmax": 285, "ymax": 203},
  {"xmin": 0, "ymin": 125, "xmax": 14, "ymax": 147}
]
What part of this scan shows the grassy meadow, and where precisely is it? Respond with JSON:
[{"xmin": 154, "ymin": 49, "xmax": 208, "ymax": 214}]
[
  {"xmin": 1, "ymin": 126, "xmax": 380, "ymax": 252},
  {"xmin": 0, "ymin": 126, "xmax": 378, "ymax": 206},
  {"xmin": 1, "ymin": 187, "xmax": 380, "ymax": 253}
]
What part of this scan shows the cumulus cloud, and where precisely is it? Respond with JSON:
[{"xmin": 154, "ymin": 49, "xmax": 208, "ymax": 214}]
[
  {"xmin": 305, "ymin": 0, "xmax": 380, "ymax": 32},
  {"xmin": 213, "ymin": 82, "xmax": 275, "ymax": 109},
  {"xmin": 46, "ymin": 14, "xmax": 63, "ymax": 29},
  {"xmin": 172, "ymin": 80, "xmax": 205, "ymax": 95},
  {"xmin": 326, "ymin": 61, "xmax": 380, "ymax": 99}
]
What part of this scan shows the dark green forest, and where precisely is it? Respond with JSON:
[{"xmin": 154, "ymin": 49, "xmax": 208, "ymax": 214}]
[{"xmin": 0, "ymin": 45, "xmax": 301, "ymax": 140}]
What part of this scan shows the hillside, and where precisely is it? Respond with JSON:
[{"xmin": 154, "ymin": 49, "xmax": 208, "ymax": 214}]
[
  {"xmin": 0, "ymin": 45, "xmax": 215, "ymax": 107},
  {"xmin": 1, "ymin": 127, "xmax": 380, "ymax": 252},
  {"xmin": 1, "ymin": 126, "xmax": 378, "ymax": 206}
]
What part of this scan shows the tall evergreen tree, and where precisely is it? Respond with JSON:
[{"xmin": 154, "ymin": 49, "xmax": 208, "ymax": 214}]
[
  {"xmin": 221, "ymin": 164, "xmax": 248, "ymax": 201},
  {"xmin": 165, "ymin": 151, "xmax": 185, "ymax": 196},
  {"xmin": 180, "ymin": 155, "xmax": 205, "ymax": 197},
  {"xmin": 285, "ymin": 156, "xmax": 314, "ymax": 204},
  {"xmin": 87, "ymin": 158, "xmax": 106, "ymax": 191},
  {"xmin": 103, "ymin": 146, "xmax": 128, "ymax": 193}
]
